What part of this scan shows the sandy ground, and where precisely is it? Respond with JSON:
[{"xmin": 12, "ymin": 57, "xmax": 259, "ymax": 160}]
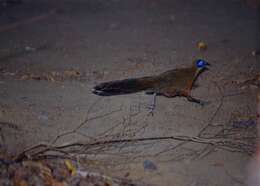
[{"xmin": 0, "ymin": 0, "xmax": 259, "ymax": 185}]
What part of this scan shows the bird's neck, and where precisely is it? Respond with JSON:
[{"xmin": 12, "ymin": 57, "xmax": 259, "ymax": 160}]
[{"xmin": 194, "ymin": 68, "xmax": 203, "ymax": 80}]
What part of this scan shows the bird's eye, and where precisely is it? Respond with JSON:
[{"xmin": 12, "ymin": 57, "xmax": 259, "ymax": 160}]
[{"xmin": 196, "ymin": 59, "xmax": 205, "ymax": 67}]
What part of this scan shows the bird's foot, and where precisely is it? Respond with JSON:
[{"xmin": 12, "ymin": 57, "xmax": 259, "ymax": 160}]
[
  {"xmin": 146, "ymin": 93, "xmax": 157, "ymax": 116},
  {"xmin": 147, "ymin": 104, "xmax": 155, "ymax": 116},
  {"xmin": 186, "ymin": 96, "xmax": 209, "ymax": 107},
  {"xmin": 198, "ymin": 100, "xmax": 210, "ymax": 107}
]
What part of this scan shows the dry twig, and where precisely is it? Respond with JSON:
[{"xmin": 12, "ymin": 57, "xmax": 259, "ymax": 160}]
[{"xmin": 15, "ymin": 134, "xmax": 257, "ymax": 162}]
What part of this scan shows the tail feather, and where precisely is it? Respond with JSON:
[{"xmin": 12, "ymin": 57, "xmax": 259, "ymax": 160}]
[{"xmin": 92, "ymin": 77, "xmax": 155, "ymax": 96}]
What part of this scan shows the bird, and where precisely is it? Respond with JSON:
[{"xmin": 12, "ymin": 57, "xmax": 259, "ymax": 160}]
[{"xmin": 92, "ymin": 59, "xmax": 210, "ymax": 113}]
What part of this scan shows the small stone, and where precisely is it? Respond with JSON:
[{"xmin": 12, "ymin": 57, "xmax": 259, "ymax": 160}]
[
  {"xmin": 251, "ymin": 50, "xmax": 260, "ymax": 56},
  {"xmin": 109, "ymin": 23, "xmax": 119, "ymax": 30},
  {"xmin": 169, "ymin": 15, "xmax": 175, "ymax": 22},
  {"xmin": 25, "ymin": 46, "xmax": 36, "ymax": 52},
  {"xmin": 232, "ymin": 119, "xmax": 256, "ymax": 128},
  {"xmin": 143, "ymin": 159, "xmax": 157, "ymax": 171},
  {"xmin": 38, "ymin": 112, "xmax": 49, "ymax": 122}
]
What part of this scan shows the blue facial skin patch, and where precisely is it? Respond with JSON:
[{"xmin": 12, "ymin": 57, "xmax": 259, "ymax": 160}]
[{"xmin": 196, "ymin": 59, "xmax": 207, "ymax": 68}]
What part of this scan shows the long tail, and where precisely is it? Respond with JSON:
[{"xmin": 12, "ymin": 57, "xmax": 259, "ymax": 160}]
[{"xmin": 92, "ymin": 76, "xmax": 156, "ymax": 96}]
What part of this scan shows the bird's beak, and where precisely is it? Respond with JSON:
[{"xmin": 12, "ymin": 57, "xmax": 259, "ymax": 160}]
[{"xmin": 204, "ymin": 62, "xmax": 210, "ymax": 71}]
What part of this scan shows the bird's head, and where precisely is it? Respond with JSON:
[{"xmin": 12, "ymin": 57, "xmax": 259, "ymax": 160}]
[{"xmin": 194, "ymin": 59, "xmax": 210, "ymax": 71}]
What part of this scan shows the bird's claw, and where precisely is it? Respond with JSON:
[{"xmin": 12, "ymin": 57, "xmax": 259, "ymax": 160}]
[
  {"xmin": 186, "ymin": 96, "xmax": 210, "ymax": 107},
  {"xmin": 147, "ymin": 104, "xmax": 155, "ymax": 116},
  {"xmin": 198, "ymin": 100, "xmax": 210, "ymax": 107}
]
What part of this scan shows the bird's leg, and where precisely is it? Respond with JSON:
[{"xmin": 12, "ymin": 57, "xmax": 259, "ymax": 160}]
[
  {"xmin": 179, "ymin": 90, "xmax": 208, "ymax": 106},
  {"xmin": 147, "ymin": 92, "xmax": 157, "ymax": 116}
]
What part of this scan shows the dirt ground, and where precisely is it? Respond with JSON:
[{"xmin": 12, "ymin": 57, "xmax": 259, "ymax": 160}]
[{"xmin": 0, "ymin": 0, "xmax": 259, "ymax": 185}]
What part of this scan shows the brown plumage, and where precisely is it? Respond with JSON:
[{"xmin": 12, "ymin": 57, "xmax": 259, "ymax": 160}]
[{"xmin": 92, "ymin": 59, "xmax": 209, "ymax": 105}]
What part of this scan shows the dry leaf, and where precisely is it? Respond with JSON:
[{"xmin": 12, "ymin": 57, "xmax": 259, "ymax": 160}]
[
  {"xmin": 15, "ymin": 180, "xmax": 28, "ymax": 186},
  {"xmin": 64, "ymin": 159, "xmax": 77, "ymax": 176},
  {"xmin": 64, "ymin": 69, "xmax": 81, "ymax": 77},
  {"xmin": 211, "ymin": 161, "xmax": 224, "ymax": 167},
  {"xmin": 20, "ymin": 69, "xmax": 82, "ymax": 82},
  {"xmin": 197, "ymin": 41, "xmax": 207, "ymax": 51},
  {"xmin": 51, "ymin": 71, "xmax": 60, "ymax": 76},
  {"xmin": 13, "ymin": 168, "xmax": 27, "ymax": 186},
  {"xmin": 20, "ymin": 74, "xmax": 30, "ymax": 80},
  {"xmin": 44, "ymin": 173, "xmax": 65, "ymax": 186},
  {"xmin": 23, "ymin": 161, "xmax": 52, "ymax": 177}
]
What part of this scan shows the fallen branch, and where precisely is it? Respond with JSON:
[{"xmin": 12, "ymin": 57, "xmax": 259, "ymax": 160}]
[
  {"xmin": 15, "ymin": 134, "xmax": 257, "ymax": 162},
  {"xmin": 0, "ymin": 121, "xmax": 19, "ymax": 130}
]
